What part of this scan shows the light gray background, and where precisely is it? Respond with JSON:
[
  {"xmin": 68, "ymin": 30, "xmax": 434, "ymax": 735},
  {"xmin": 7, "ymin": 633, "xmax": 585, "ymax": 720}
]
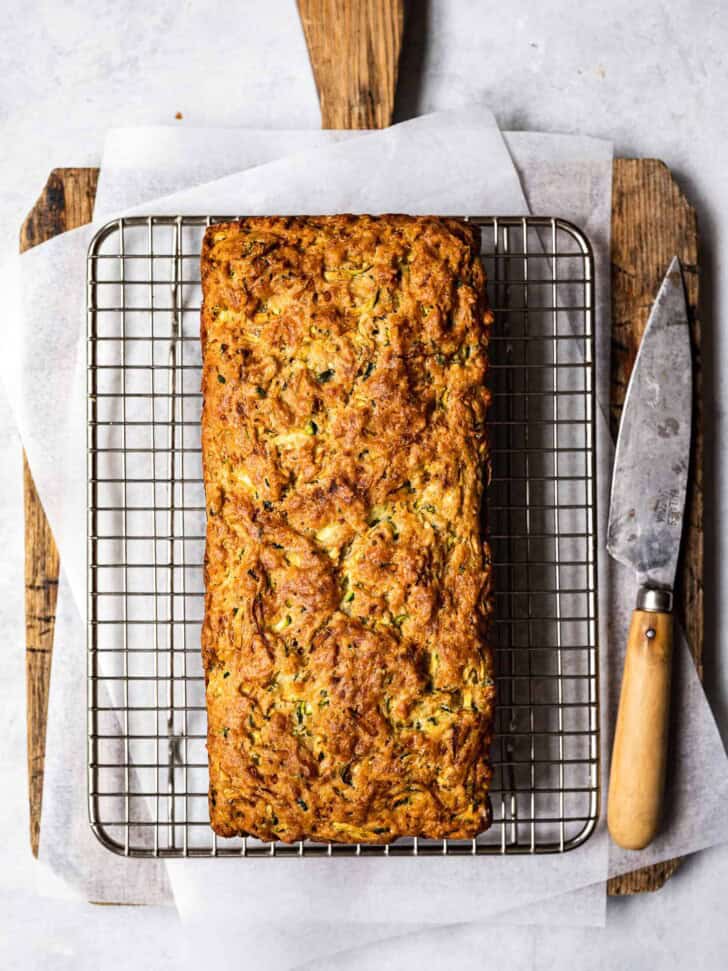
[{"xmin": 1, "ymin": 1, "xmax": 726, "ymax": 968}]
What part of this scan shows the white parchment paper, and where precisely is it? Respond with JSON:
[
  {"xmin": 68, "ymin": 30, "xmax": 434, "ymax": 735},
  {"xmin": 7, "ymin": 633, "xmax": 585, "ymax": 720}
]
[
  {"xmin": 97, "ymin": 116, "xmax": 609, "ymax": 936},
  {"xmin": 1, "ymin": 109, "xmax": 726, "ymax": 957}
]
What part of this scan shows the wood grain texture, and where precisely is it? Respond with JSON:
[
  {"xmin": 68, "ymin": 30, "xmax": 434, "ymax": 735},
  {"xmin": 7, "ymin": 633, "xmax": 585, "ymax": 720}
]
[
  {"xmin": 21, "ymin": 167, "xmax": 98, "ymax": 856},
  {"xmin": 607, "ymin": 159, "xmax": 701, "ymax": 894},
  {"xmin": 297, "ymin": 0, "xmax": 404, "ymax": 129}
]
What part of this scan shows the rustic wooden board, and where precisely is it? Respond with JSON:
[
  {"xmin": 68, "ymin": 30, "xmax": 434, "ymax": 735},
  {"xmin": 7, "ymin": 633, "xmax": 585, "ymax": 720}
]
[
  {"xmin": 22, "ymin": 161, "xmax": 701, "ymax": 890},
  {"xmin": 23, "ymin": 17, "xmax": 701, "ymax": 896},
  {"xmin": 22, "ymin": 167, "xmax": 99, "ymax": 856},
  {"xmin": 607, "ymin": 159, "xmax": 701, "ymax": 895}
]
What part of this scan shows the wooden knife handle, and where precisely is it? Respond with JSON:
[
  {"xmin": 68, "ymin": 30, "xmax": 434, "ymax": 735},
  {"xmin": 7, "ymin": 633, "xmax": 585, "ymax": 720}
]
[{"xmin": 608, "ymin": 607, "xmax": 673, "ymax": 850}]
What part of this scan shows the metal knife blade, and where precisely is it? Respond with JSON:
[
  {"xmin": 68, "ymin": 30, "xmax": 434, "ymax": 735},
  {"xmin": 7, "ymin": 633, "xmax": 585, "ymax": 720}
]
[{"xmin": 606, "ymin": 256, "xmax": 692, "ymax": 593}]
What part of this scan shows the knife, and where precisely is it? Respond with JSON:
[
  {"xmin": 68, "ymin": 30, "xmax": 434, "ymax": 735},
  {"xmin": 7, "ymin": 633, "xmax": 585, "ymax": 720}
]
[{"xmin": 606, "ymin": 256, "xmax": 692, "ymax": 851}]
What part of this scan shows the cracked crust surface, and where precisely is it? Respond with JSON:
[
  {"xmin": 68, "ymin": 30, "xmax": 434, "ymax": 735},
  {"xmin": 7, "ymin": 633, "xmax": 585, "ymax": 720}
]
[{"xmin": 200, "ymin": 215, "xmax": 494, "ymax": 843}]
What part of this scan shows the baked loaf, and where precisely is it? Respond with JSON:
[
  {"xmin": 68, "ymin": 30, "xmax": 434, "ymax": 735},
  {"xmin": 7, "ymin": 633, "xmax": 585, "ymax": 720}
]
[{"xmin": 200, "ymin": 215, "xmax": 494, "ymax": 843}]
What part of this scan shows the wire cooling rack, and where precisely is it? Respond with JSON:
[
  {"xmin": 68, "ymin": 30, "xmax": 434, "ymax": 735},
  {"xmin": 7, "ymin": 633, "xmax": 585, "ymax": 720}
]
[{"xmin": 87, "ymin": 215, "xmax": 599, "ymax": 858}]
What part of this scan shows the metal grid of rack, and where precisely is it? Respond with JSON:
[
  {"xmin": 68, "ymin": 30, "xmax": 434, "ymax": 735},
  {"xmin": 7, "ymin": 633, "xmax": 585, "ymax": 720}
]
[{"xmin": 87, "ymin": 215, "xmax": 599, "ymax": 858}]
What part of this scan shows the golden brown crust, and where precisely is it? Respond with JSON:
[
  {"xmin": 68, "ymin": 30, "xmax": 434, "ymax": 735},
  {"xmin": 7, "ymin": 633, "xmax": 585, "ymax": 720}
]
[{"xmin": 200, "ymin": 215, "xmax": 494, "ymax": 843}]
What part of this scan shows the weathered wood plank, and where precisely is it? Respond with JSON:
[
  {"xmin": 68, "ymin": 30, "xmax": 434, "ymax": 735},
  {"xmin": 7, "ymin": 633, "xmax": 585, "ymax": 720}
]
[{"xmin": 22, "ymin": 167, "xmax": 98, "ymax": 856}]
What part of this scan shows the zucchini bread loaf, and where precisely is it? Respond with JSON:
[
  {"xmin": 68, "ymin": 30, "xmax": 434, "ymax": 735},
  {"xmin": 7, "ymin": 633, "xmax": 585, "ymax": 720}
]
[{"xmin": 200, "ymin": 215, "xmax": 494, "ymax": 843}]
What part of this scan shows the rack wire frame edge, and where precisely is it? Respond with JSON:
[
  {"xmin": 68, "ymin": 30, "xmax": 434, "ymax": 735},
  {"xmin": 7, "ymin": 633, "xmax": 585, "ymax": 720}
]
[{"xmin": 87, "ymin": 214, "xmax": 600, "ymax": 859}]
